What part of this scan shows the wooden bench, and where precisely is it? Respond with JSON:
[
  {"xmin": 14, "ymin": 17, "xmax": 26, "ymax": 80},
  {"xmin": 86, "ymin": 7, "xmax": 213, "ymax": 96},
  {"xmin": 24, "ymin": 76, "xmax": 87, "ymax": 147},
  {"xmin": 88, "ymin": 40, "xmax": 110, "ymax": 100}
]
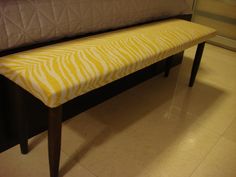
[{"xmin": 0, "ymin": 19, "xmax": 216, "ymax": 177}]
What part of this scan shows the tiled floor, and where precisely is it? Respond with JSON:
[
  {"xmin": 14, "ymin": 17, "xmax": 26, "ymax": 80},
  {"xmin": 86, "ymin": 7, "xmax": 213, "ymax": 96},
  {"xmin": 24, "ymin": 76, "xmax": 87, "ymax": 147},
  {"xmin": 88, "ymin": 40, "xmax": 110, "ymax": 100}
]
[{"xmin": 0, "ymin": 44, "xmax": 236, "ymax": 177}]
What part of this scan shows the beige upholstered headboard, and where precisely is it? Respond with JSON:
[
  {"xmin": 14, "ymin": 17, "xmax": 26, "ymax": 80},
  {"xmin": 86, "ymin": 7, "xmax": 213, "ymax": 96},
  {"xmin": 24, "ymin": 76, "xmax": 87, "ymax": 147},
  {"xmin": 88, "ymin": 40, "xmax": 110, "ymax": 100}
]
[{"xmin": 0, "ymin": 0, "xmax": 193, "ymax": 52}]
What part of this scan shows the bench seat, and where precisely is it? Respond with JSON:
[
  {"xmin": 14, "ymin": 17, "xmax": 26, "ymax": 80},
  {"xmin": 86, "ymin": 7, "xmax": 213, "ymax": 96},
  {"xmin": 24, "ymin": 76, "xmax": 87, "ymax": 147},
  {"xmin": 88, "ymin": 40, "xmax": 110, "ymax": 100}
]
[{"xmin": 0, "ymin": 19, "xmax": 216, "ymax": 108}]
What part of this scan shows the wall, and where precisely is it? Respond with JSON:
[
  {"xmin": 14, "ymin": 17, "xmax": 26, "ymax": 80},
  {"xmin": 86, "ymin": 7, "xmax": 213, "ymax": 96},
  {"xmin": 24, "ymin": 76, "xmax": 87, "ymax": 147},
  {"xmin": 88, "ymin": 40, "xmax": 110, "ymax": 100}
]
[{"xmin": 193, "ymin": 0, "xmax": 236, "ymax": 51}]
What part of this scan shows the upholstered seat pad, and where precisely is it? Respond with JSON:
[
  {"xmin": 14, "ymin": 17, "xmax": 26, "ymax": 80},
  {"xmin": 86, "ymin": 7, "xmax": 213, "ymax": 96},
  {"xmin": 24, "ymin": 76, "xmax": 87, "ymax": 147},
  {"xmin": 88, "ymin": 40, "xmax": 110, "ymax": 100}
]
[{"xmin": 0, "ymin": 19, "xmax": 216, "ymax": 108}]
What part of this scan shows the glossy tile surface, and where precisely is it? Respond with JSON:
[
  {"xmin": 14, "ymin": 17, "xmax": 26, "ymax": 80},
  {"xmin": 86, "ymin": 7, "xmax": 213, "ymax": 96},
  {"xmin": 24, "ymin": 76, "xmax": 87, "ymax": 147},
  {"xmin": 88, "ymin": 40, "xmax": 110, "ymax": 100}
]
[
  {"xmin": 191, "ymin": 138, "xmax": 236, "ymax": 177},
  {"xmin": 223, "ymin": 117, "xmax": 236, "ymax": 143},
  {"xmin": 0, "ymin": 44, "xmax": 236, "ymax": 177},
  {"xmin": 0, "ymin": 133, "xmax": 96, "ymax": 177}
]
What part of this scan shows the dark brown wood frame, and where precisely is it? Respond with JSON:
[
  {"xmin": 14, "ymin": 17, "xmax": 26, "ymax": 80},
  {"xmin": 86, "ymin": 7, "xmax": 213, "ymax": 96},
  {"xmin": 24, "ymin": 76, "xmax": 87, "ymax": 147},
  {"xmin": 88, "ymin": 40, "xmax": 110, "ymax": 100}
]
[
  {"xmin": 1, "ymin": 14, "xmax": 205, "ymax": 177},
  {"xmin": 15, "ymin": 42, "xmax": 205, "ymax": 177},
  {"xmin": 189, "ymin": 42, "xmax": 206, "ymax": 87}
]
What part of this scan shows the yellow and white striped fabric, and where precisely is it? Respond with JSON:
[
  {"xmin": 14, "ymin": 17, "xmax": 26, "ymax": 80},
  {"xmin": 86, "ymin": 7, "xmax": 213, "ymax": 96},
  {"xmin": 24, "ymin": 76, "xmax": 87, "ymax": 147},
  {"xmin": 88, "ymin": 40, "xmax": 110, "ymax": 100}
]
[{"xmin": 0, "ymin": 19, "xmax": 216, "ymax": 108}]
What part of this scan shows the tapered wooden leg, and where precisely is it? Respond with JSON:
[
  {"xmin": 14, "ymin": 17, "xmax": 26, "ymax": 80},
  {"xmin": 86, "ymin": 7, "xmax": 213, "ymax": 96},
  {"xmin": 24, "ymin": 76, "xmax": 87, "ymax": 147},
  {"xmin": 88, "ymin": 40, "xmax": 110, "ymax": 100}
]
[
  {"xmin": 164, "ymin": 56, "xmax": 173, "ymax": 77},
  {"xmin": 189, "ymin": 42, "xmax": 205, "ymax": 87},
  {"xmin": 13, "ymin": 85, "xmax": 29, "ymax": 154},
  {"xmin": 0, "ymin": 111, "xmax": 5, "ymax": 145},
  {"xmin": 18, "ymin": 118, "xmax": 29, "ymax": 154},
  {"xmin": 48, "ymin": 106, "xmax": 62, "ymax": 177},
  {"xmin": 0, "ymin": 77, "xmax": 6, "ymax": 145}
]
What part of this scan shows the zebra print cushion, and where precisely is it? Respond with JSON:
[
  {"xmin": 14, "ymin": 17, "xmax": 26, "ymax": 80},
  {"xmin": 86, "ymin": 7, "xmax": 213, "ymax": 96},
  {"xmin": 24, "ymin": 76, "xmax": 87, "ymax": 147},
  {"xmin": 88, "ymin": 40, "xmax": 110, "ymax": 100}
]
[{"xmin": 0, "ymin": 19, "xmax": 216, "ymax": 108}]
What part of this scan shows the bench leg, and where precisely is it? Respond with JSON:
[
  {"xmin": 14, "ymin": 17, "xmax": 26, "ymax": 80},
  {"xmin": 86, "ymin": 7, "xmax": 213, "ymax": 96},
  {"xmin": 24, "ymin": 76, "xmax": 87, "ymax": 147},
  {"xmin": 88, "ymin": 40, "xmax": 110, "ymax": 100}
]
[
  {"xmin": 18, "ymin": 116, "xmax": 29, "ymax": 154},
  {"xmin": 0, "ymin": 110, "xmax": 5, "ymax": 145},
  {"xmin": 0, "ymin": 77, "xmax": 6, "ymax": 146},
  {"xmin": 189, "ymin": 42, "xmax": 206, "ymax": 87},
  {"xmin": 13, "ymin": 85, "xmax": 29, "ymax": 154},
  {"xmin": 48, "ymin": 106, "xmax": 62, "ymax": 177},
  {"xmin": 164, "ymin": 56, "xmax": 173, "ymax": 77}
]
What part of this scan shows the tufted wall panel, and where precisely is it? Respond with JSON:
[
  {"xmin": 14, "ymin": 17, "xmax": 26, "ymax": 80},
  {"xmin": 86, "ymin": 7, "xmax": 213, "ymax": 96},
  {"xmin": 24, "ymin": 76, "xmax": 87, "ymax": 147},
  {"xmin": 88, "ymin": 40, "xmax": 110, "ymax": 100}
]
[{"xmin": 0, "ymin": 0, "xmax": 193, "ymax": 52}]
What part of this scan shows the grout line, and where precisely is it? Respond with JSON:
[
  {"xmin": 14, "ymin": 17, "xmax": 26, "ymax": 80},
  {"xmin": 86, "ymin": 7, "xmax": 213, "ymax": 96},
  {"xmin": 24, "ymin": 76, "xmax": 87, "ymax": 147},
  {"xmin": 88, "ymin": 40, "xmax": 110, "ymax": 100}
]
[
  {"xmin": 188, "ymin": 116, "xmax": 236, "ymax": 177},
  {"xmin": 188, "ymin": 136, "xmax": 221, "ymax": 177},
  {"xmin": 60, "ymin": 148, "xmax": 100, "ymax": 177},
  {"xmin": 220, "ymin": 116, "xmax": 236, "ymax": 137},
  {"xmin": 78, "ymin": 163, "xmax": 100, "ymax": 177}
]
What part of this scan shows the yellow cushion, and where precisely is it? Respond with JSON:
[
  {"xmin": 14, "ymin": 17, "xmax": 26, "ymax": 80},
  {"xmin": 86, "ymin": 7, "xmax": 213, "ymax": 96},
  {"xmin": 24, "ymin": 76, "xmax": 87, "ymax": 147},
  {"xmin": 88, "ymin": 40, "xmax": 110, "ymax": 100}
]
[{"xmin": 0, "ymin": 19, "xmax": 216, "ymax": 108}]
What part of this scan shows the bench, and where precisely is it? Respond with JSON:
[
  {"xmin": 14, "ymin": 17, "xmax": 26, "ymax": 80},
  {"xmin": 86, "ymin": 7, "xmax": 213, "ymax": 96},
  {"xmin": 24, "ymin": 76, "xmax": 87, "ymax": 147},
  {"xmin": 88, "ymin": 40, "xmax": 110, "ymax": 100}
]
[{"xmin": 0, "ymin": 19, "xmax": 216, "ymax": 177}]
